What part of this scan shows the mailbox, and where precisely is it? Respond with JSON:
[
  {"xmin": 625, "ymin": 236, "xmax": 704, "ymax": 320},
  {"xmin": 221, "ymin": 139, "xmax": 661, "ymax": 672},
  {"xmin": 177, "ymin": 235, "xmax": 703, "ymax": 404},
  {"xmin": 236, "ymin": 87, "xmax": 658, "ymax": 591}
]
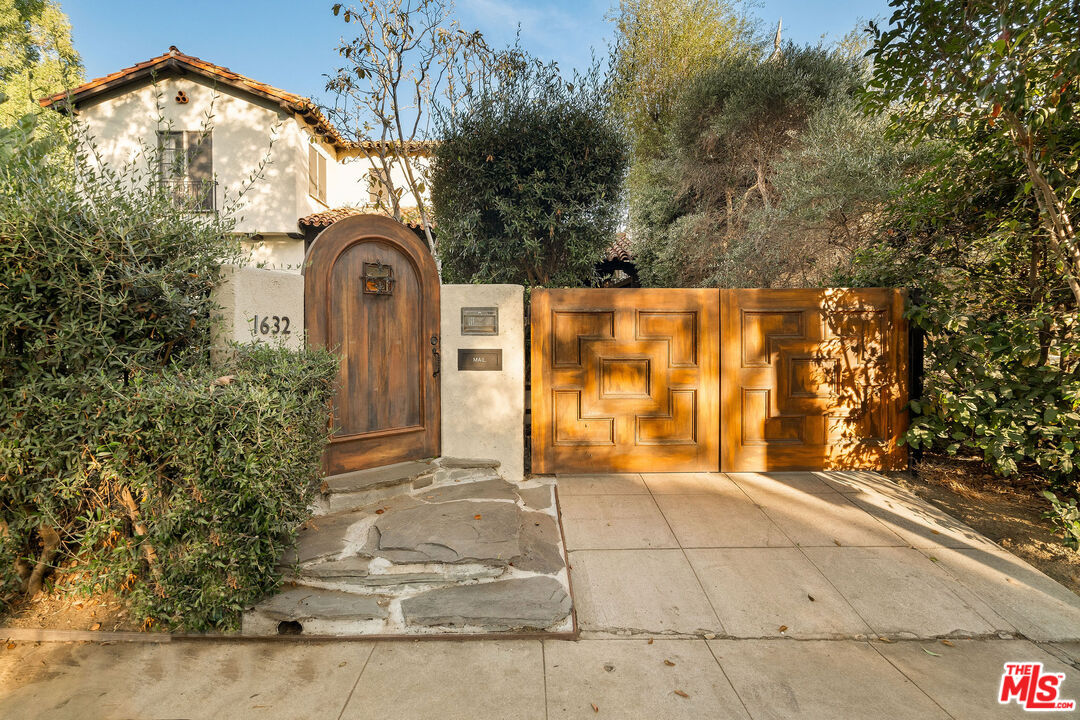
[{"xmin": 362, "ymin": 261, "xmax": 394, "ymax": 295}]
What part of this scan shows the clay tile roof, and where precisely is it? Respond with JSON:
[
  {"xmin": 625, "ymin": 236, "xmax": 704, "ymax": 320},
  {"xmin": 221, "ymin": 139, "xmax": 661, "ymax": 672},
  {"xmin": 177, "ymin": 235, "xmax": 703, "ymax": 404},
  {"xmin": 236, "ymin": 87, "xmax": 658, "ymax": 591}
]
[
  {"xmin": 298, "ymin": 206, "xmax": 426, "ymax": 230},
  {"xmin": 351, "ymin": 139, "xmax": 439, "ymax": 155},
  {"xmin": 603, "ymin": 233, "xmax": 634, "ymax": 262},
  {"xmin": 39, "ymin": 46, "xmax": 354, "ymax": 151}
]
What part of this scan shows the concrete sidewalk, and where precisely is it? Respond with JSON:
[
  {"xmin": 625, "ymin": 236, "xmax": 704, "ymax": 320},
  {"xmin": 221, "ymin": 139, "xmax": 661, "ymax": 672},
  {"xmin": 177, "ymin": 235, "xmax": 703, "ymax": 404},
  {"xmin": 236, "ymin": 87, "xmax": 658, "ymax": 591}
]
[
  {"xmin": 3, "ymin": 470, "xmax": 1080, "ymax": 719},
  {"xmin": 1, "ymin": 636, "xmax": 1077, "ymax": 719}
]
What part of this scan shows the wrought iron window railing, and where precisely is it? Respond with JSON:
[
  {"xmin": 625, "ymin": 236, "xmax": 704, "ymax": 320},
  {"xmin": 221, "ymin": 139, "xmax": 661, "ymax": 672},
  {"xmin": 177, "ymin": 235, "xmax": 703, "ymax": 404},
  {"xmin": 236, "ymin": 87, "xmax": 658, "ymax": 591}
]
[{"xmin": 159, "ymin": 177, "xmax": 217, "ymax": 212}]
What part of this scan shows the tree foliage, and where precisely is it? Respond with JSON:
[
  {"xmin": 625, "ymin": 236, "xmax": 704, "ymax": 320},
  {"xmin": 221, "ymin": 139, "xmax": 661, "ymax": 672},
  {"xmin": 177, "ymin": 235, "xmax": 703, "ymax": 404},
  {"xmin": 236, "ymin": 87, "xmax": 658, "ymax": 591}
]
[
  {"xmin": 0, "ymin": 0, "xmax": 81, "ymax": 126},
  {"xmin": 864, "ymin": 0, "xmax": 1080, "ymax": 308},
  {"xmin": 326, "ymin": 0, "xmax": 492, "ymax": 254},
  {"xmin": 855, "ymin": 0, "xmax": 1080, "ymax": 546},
  {"xmin": 632, "ymin": 44, "xmax": 920, "ymax": 288},
  {"xmin": 430, "ymin": 57, "xmax": 628, "ymax": 287},
  {"xmin": 608, "ymin": 0, "xmax": 756, "ymax": 163}
]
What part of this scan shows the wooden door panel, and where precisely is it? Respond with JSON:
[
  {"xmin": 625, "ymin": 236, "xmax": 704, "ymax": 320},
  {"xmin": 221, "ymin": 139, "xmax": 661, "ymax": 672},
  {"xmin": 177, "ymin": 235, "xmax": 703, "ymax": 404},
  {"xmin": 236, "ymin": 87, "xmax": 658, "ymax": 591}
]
[
  {"xmin": 720, "ymin": 288, "xmax": 908, "ymax": 472},
  {"xmin": 306, "ymin": 215, "xmax": 440, "ymax": 474},
  {"xmin": 531, "ymin": 288, "xmax": 719, "ymax": 473},
  {"xmin": 330, "ymin": 239, "xmax": 422, "ymax": 435}
]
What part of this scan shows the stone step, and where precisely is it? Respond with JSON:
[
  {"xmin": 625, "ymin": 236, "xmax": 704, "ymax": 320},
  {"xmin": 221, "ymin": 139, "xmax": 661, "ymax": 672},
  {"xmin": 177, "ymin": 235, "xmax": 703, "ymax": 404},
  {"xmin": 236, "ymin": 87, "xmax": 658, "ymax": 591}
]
[
  {"xmin": 290, "ymin": 556, "xmax": 507, "ymax": 590},
  {"xmin": 242, "ymin": 586, "xmax": 390, "ymax": 636},
  {"xmin": 318, "ymin": 458, "xmax": 504, "ymax": 515},
  {"xmin": 320, "ymin": 460, "xmax": 436, "ymax": 514},
  {"xmin": 245, "ymin": 473, "xmax": 570, "ymax": 637},
  {"xmin": 435, "ymin": 457, "xmax": 501, "ymax": 470},
  {"xmin": 322, "ymin": 460, "xmax": 436, "ymax": 494},
  {"xmin": 401, "ymin": 576, "xmax": 572, "ymax": 632}
]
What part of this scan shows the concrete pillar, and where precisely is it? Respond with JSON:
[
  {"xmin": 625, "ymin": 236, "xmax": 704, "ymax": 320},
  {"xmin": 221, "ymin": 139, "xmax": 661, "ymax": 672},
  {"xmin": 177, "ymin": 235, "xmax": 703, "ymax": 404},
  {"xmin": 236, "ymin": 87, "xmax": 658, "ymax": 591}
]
[
  {"xmin": 439, "ymin": 285, "xmax": 525, "ymax": 481},
  {"xmin": 210, "ymin": 264, "xmax": 304, "ymax": 363}
]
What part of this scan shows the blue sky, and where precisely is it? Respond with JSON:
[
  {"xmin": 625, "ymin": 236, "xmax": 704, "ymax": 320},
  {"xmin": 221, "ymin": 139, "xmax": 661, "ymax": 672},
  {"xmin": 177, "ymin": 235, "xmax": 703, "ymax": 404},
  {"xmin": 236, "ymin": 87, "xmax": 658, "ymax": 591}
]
[{"xmin": 64, "ymin": 0, "xmax": 892, "ymax": 104}]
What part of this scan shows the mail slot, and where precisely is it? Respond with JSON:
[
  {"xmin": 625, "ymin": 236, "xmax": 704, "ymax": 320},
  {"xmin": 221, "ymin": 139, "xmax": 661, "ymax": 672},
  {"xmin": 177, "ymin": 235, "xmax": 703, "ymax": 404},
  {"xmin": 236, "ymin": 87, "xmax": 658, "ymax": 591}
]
[
  {"xmin": 461, "ymin": 307, "xmax": 499, "ymax": 335},
  {"xmin": 458, "ymin": 348, "xmax": 502, "ymax": 371}
]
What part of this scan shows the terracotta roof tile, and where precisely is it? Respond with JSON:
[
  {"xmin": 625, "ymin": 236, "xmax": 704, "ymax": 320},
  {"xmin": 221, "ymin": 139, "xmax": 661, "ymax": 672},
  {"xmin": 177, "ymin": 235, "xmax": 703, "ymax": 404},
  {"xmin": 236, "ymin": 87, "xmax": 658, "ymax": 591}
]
[
  {"xmin": 603, "ymin": 233, "xmax": 634, "ymax": 262},
  {"xmin": 298, "ymin": 205, "xmax": 426, "ymax": 230},
  {"xmin": 351, "ymin": 139, "xmax": 438, "ymax": 155},
  {"xmin": 38, "ymin": 46, "xmax": 388, "ymax": 153}
]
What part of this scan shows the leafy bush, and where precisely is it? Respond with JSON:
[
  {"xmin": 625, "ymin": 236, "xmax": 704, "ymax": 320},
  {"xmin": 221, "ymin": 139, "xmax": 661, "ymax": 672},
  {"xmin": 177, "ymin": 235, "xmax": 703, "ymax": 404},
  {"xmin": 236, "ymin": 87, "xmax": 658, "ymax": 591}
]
[
  {"xmin": 902, "ymin": 301, "xmax": 1080, "ymax": 549},
  {"xmin": 631, "ymin": 44, "xmax": 896, "ymax": 288},
  {"xmin": 4, "ymin": 346, "xmax": 336, "ymax": 630},
  {"xmin": 431, "ymin": 55, "xmax": 628, "ymax": 287},
  {"xmin": 0, "ymin": 115, "xmax": 336, "ymax": 629},
  {"xmin": 1043, "ymin": 491, "xmax": 1080, "ymax": 550},
  {"xmin": 841, "ymin": 138, "xmax": 1080, "ymax": 549},
  {"xmin": 904, "ymin": 307, "xmax": 1080, "ymax": 480}
]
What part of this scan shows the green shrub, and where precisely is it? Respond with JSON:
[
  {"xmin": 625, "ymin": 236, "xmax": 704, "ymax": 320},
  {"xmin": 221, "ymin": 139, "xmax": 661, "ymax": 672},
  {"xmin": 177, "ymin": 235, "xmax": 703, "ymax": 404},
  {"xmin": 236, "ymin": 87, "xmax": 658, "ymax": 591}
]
[
  {"xmin": 109, "ymin": 347, "xmax": 333, "ymax": 629},
  {"xmin": 841, "ymin": 140, "xmax": 1080, "ymax": 549},
  {"xmin": 631, "ymin": 44, "xmax": 883, "ymax": 289},
  {"xmin": 431, "ymin": 55, "xmax": 628, "ymax": 288},
  {"xmin": 0, "ymin": 114, "xmax": 336, "ymax": 629},
  {"xmin": 902, "ymin": 303, "xmax": 1080, "ymax": 549},
  {"xmin": 4, "ymin": 346, "xmax": 336, "ymax": 630}
]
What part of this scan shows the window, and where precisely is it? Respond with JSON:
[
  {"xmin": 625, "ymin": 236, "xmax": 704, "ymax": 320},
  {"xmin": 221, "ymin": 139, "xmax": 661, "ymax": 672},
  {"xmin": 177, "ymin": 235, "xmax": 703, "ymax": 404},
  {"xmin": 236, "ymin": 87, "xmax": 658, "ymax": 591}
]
[
  {"xmin": 157, "ymin": 130, "xmax": 215, "ymax": 211},
  {"xmin": 367, "ymin": 168, "xmax": 389, "ymax": 205},
  {"xmin": 308, "ymin": 145, "xmax": 327, "ymax": 204}
]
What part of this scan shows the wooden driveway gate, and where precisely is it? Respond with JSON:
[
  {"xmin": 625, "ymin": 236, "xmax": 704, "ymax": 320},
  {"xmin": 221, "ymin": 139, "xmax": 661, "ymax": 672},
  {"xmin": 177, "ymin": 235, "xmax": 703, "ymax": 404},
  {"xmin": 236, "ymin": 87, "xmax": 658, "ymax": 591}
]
[{"xmin": 530, "ymin": 288, "xmax": 908, "ymax": 474}]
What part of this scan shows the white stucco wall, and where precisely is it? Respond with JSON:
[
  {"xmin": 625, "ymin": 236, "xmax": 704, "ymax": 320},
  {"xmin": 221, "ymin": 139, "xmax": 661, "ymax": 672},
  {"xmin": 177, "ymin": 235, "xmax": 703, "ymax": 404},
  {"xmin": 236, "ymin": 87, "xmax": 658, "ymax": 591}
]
[
  {"xmin": 241, "ymin": 234, "xmax": 307, "ymax": 273},
  {"xmin": 75, "ymin": 76, "xmax": 306, "ymax": 236},
  {"xmin": 333, "ymin": 150, "xmax": 431, "ymax": 209},
  {"xmin": 440, "ymin": 285, "xmax": 525, "ymax": 481},
  {"xmin": 74, "ymin": 75, "xmax": 431, "ymax": 273}
]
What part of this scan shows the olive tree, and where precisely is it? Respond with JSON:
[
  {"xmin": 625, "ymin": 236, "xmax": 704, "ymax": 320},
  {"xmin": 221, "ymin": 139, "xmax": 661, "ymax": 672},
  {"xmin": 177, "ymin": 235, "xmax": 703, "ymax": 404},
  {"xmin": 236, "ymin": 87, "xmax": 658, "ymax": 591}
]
[{"xmin": 631, "ymin": 44, "xmax": 889, "ymax": 288}]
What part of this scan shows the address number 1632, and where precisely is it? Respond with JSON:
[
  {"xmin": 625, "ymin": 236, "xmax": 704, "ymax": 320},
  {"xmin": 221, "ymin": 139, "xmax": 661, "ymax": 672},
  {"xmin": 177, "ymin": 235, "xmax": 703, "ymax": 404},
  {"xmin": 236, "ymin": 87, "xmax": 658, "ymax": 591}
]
[{"xmin": 252, "ymin": 314, "xmax": 291, "ymax": 336}]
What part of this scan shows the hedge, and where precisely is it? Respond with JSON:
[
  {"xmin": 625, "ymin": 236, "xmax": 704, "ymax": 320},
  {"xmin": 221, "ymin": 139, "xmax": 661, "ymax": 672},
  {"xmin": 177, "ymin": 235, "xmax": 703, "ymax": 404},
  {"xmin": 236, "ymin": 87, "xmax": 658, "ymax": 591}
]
[{"xmin": 0, "ymin": 113, "xmax": 337, "ymax": 630}]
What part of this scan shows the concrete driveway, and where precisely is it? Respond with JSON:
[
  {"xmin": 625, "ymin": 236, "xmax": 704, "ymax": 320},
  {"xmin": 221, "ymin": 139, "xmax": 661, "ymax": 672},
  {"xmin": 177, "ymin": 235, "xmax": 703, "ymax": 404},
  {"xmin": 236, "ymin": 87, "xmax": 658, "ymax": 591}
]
[
  {"xmin": 3, "ymin": 471, "xmax": 1079, "ymax": 719},
  {"xmin": 559, "ymin": 470, "xmax": 1080, "ymax": 641}
]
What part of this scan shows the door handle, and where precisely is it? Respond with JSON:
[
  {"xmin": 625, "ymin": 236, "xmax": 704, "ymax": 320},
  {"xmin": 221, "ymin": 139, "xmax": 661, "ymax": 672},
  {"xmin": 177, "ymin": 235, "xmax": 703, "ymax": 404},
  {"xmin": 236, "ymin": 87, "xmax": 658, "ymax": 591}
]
[{"xmin": 431, "ymin": 335, "xmax": 440, "ymax": 377}]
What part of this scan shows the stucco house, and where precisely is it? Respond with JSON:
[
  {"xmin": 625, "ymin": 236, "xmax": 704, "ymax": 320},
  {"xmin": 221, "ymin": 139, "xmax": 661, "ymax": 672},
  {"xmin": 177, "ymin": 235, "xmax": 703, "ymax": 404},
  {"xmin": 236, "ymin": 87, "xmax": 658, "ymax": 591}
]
[{"xmin": 39, "ymin": 46, "xmax": 432, "ymax": 272}]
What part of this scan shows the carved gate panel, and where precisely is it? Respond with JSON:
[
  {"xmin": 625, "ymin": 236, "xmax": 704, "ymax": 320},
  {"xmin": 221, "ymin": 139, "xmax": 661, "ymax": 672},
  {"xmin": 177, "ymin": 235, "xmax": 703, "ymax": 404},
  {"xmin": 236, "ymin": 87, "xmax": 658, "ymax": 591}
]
[
  {"xmin": 530, "ymin": 288, "xmax": 907, "ymax": 474},
  {"xmin": 720, "ymin": 288, "xmax": 908, "ymax": 472},
  {"xmin": 531, "ymin": 289, "xmax": 720, "ymax": 473}
]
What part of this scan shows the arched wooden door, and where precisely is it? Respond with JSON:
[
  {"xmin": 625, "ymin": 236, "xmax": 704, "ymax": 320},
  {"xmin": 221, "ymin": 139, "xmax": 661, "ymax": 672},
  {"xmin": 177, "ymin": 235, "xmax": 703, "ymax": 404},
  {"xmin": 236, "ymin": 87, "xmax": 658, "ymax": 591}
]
[{"xmin": 305, "ymin": 215, "xmax": 440, "ymax": 474}]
